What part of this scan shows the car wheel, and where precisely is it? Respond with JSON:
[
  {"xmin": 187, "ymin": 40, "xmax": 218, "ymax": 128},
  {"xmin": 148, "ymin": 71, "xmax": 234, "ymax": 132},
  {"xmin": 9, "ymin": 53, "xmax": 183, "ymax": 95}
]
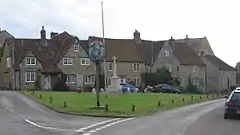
[{"xmin": 224, "ymin": 113, "xmax": 229, "ymax": 119}]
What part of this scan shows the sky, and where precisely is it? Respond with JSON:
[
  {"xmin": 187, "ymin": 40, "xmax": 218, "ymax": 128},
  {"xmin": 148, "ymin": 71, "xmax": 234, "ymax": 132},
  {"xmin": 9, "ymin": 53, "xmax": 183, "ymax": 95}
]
[{"xmin": 0, "ymin": 0, "xmax": 239, "ymax": 67}]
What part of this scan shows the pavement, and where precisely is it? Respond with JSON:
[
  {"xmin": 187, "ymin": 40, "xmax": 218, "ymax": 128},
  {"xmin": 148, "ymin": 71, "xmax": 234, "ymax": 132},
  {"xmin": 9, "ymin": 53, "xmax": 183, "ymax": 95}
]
[{"xmin": 1, "ymin": 91, "xmax": 240, "ymax": 135}]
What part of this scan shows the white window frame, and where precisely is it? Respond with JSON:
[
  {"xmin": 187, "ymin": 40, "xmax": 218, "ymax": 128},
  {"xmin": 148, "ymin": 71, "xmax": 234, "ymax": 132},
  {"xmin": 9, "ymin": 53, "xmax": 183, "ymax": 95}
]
[
  {"xmin": 26, "ymin": 57, "xmax": 36, "ymax": 65},
  {"xmin": 25, "ymin": 72, "xmax": 36, "ymax": 82},
  {"xmin": 66, "ymin": 74, "xmax": 76, "ymax": 83},
  {"xmin": 132, "ymin": 63, "xmax": 140, "ymax": 72},
  {"xmin": 80, "ymin": 58, "xmax": 90, "ymax": 65},
  {"xmin": 133, "ymin": 77, "xmax": 141, "ymax": 86},
  {"xmin": 84, "ymin": 75, "xmax": 95, "ymax": 84},
  {"xmin": 6, "ymin": 57, "xmax": 11, "ymax": 68},
  {"xmin": 164, "ymin": 50, "xmax": 169, "ymax": 57},
  {"xmin": 63, "ymin": 57, "xmax": 73, "ymax": 65},
  {"xmin": 73, "ymin": 44, "xmax": 79, "ymax": 52},
  {"xmin": 192, "ymin": 78, "xmax": 200, "ymax": 86}
]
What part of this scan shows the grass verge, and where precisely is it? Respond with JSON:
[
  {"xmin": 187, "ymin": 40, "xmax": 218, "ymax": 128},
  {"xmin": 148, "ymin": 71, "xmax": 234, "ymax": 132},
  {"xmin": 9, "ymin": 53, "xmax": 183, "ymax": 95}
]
[{"xmin": 23, "ymin": 90, "xmax": 222, "ymax": 117}]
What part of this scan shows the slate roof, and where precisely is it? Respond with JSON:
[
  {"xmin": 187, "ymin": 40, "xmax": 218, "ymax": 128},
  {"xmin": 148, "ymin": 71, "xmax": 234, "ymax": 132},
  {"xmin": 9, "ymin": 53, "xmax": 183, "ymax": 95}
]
[
  {"xmin": 204, "ymin": 55, "xmax": 235, "ymax": 70},
  {"xmin": 6, "ymin": 31, "xmax": 77, "ymax": 73},
  {"xmin": 169, "ymin": 41, "xmax": 205, "ymax": 66},
  {"xmin": 88, "ymin": 36, "xmax": 145, "ymax": 62}
]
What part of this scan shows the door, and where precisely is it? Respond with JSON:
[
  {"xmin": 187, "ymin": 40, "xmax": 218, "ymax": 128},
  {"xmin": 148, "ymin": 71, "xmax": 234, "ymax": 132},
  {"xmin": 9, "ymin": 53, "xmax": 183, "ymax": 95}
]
[{"xmin": 44, "ymin": 75, "xmax": 51, "ymax": 89}]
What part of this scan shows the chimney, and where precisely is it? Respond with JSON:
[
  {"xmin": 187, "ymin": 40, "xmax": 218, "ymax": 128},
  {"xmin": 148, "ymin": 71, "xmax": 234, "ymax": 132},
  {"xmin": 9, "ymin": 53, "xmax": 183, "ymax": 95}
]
[
  {"xmin": 50, "ymin": 32, "xmax": 58, "ymax": 39},
  {"xmin": 169, "ymin": 36, "xmax": 175, "ymax": 49},
  {"xmin": 40, "ymin": 26, "xmax": 47, "ymax": 47},
  {"xmin": 133, "ymin": 29, "xmax": 141, "ymax": 43}
]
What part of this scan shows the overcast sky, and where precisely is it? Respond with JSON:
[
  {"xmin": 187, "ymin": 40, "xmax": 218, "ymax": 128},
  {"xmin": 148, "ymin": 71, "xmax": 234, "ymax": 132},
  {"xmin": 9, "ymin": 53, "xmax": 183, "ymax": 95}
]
[{"xmin": 0, "ymin": 0, "xmax": 239, "ymax": 67}]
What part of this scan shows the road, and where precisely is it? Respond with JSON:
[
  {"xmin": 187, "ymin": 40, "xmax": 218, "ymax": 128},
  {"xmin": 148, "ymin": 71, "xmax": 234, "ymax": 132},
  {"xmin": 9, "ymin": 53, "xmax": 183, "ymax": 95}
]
[{"xmin": 1, "ymin": 91, "xmax": 240, "ymax": 135}]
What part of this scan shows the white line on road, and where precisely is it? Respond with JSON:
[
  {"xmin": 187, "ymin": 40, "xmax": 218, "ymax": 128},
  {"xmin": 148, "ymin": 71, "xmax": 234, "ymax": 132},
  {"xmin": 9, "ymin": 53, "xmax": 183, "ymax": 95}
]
[
  {"xmin": 24, "ymin": 119, "xmax": 77, "ymax": 132},
  {"xmin": 24, "ymin": 118, "xmax": 124, "ymax": 133},
  {"xmin": 76, "ymin": 118, "xmax": 122, "ymax": 132},
  {"xmin": 82, "ymin": 118, "xmax": 135, "ymax": 135}
]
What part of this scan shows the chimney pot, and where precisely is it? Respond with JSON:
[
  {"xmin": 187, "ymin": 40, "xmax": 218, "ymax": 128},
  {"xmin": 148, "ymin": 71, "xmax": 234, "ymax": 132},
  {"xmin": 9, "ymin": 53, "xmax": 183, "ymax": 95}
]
[
  {"xmin": 133, "ymin": 29, "xmax": 141, "ymax": 44},
  {"xmin": 50, "ymin": 32, "xmax": 58, "ymax": 39}
]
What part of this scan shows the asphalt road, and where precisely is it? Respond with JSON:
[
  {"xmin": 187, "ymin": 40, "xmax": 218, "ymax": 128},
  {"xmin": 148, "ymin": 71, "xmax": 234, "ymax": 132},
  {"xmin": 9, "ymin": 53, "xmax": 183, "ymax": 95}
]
[
  {"xmin": 1, "ymin": 91, "xmax": 240, "ymax": 135},
  {"xmin": 0, "ymin": 91, "xmax": 115, "ymax": 135},
  {"xmin": 92, "ymin": 98, "xmax": 240, "ymax": 135}
]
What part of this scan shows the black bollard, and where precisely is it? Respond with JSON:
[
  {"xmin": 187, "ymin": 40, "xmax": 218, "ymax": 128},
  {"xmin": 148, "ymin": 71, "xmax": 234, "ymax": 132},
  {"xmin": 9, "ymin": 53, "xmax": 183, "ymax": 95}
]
[
  {"xmin": 158, "ymin": 100, "xmax": 161, "ymax": 107},
  {"xmin": 182, "ymin": 98, "xmax": 185, "ymax": 102},
  {"xmin": 132, "ymin": 105, "xmax": 136, "ymax": 112},
  {"xmin": 49, "ymin": 97, "xmax": 53, "ymax": 103},
  {"xmin": 105, "ymin": 104, "xmax": 109, "ymax": 112},
  {"xmin": 172, "ymin": 99, "xmax": 174, "ymax": 104},
  {"xmin": 191, "ymin": 96, "xmax": 194, "ymax": 100},
  {"xmin": 64, "ymin": 101, "xmax": 67, "ymax": 108},
  {"xmin": 39, "ymin": 94, "xmax": 42, "ymax": 99}
]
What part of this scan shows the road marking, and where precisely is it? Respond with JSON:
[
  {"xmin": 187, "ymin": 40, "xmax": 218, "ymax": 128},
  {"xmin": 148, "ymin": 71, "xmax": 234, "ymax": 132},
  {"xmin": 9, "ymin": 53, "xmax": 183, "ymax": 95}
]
[
  {"xmin": 25, "ymin": 118, "xmax": 124, "ymax": 133},
  {"xmin": 76, "ymin": 118, "xmax": 122, "ymax": 132},
  {"xmin": 24, "ymin": 119, "xmax": 77, "ymax": 132},
  {"xmin": 82, "ymin": 118, "xmax": 135, "ymax": 135}
]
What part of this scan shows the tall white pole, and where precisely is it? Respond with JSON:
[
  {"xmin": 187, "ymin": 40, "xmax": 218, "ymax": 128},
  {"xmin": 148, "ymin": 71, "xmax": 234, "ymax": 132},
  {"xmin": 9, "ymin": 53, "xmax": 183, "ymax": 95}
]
[{"xmin": 101, "ymin": 1, "xmax": 108, "ymax": 97}]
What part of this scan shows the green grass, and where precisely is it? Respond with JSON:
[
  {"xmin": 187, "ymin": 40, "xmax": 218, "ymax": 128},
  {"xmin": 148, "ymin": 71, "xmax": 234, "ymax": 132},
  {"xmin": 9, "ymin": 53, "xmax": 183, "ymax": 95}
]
[{"xmin": 23, "ymin": 91, "xmax": 221, "ymax": 117}]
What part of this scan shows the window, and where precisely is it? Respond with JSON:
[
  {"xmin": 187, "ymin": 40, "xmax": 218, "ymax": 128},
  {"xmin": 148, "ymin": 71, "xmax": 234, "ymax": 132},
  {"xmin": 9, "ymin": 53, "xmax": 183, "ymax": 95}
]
[
  {"xmin": 63, "ymin": 57, "xmax": 73, "ymax": 65},
  {"xmin": 25, "ymin": 72, "xmax": 36, "ymax": 82},
  {"xmin": 109, "ymin": 63, "xmax": 113, "ymax": 71},
  {"xmin": 133, "ymin": 77, "xmax": 141, "ymax": 86},
  {"xmin": 193, "ymin": 66, "xmax": 199, "ymax": 72},
  {"xmin": 66, "ymin": 74, "xmax": 76, "ymax": 83},
  {"xmin": 6, "ymin": 57, "xmax": 11, "ymax": 68},
  {"xmin": 74, "ymin": 44, "xmax": 79, "ymax": 52},
  {"xmin": 164, "ymin": 50, "xmax": 169, "ymax": 57},
  {"xmin": 80, "ymin": 58, "xmax": 90, "ymax": 65},
  {"xmin": 132, "ymin": 63, "xmax": 140, "ymax": 72},
  {"xmin": 85, "ymin": 75, "xmax": 95, "ymax": 84},
  {"xmin": 192, "ymin": 78, "xmax": 199, "ymax": 86},
  {"xmin": 26, "ymin": 57, "xmax": 36, "ymax": 65}
]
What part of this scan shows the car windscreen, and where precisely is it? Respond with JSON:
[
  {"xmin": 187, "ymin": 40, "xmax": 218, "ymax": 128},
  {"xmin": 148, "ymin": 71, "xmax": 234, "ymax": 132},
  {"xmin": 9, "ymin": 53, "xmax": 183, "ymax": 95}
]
[{"xmin": 230, "ymin": 92, "xmax": 240, "ymax": 104}]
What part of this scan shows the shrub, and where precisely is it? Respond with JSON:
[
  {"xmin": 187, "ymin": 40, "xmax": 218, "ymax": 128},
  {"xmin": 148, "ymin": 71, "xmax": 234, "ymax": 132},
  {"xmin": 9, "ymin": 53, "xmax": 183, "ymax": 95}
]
[{"xmin": 52, "ymin": 74, "xmax": 69, "ymax": 91}]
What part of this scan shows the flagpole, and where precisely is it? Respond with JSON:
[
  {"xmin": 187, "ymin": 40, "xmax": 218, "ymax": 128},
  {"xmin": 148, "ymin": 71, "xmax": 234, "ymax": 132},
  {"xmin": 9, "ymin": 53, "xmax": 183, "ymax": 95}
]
[{"xmin": 101, "ymin": 1, "xmax": 108, "ymax": 98}]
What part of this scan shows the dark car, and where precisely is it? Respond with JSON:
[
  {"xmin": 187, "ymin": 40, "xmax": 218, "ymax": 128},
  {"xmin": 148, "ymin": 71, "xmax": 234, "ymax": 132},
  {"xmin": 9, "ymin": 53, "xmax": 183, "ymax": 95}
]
[
  {"xmin": 224, "ymin": 89, "xmax": 240, "ymax": 119},
  {"xmin": 153, "ymin": 84, "xmax": 180, "ymax": 94}
]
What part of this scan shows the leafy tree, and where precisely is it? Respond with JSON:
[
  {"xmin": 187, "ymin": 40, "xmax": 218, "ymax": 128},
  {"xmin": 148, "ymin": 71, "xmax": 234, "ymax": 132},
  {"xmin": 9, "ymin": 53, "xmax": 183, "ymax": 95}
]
[
  {"xmin": 142, "ymin": 67, "xmax": 172, "ymax": 86},
  {"xmin": 52, "ymin": 73, "xmax": 69, "ymax": 91},
  {"xmin": 186, "ymin": 76, "xmax": 199, "ymax": 93},
  {"xmin": 34, "ymin": 72, "xmax": 41, "ymax": 90}
]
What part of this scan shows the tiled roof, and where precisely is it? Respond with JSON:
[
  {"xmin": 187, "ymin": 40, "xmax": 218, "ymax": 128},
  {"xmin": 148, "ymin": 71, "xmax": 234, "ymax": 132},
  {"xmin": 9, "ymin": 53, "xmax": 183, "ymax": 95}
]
[
  {"xmin": 169, "ymin": 41, "xmax": 205, "ymax": 66},
  {"xmin": 7, "ymin": 31, "xmax": 77, "ymax": 73},
  {"xmin": 204, "ymin": 55, "xmax": 235, "ymax": 70}
]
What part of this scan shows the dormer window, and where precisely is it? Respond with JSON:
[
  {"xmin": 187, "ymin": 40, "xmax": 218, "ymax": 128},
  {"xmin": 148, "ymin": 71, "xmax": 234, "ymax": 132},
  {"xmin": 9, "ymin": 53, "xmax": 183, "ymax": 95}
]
[
  {"xmin": 26, "ymin": 57, "xmax": 36, "ymax": 65},
  {"xmin": 74, "ymin": 44, "xmax": 79, "ymax": 52},
  {"xmin": 164, "ymin": 50, "xmax": 169, "ymax": 57}
]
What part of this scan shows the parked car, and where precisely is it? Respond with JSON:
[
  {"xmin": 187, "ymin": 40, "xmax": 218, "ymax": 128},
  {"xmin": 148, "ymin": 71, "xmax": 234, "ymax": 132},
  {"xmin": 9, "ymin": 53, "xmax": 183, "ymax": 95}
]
[
  {"xmin": 224, "ymin": 89, "xmax": 240, "ymax": 119},
  {"xmin": 152, "ymin": 84, "xmax": 180, "ymax": 94},
  {"xmin": 120, "ymin": 83, "xmax": 139, "ymax": 93}
]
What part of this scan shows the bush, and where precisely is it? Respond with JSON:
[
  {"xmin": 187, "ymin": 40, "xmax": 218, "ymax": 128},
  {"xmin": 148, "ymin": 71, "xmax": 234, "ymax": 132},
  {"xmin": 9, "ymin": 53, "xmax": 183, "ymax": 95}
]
[{"xmin": 52, "ymin": 74, "xmax": 69, "ymax": 91}]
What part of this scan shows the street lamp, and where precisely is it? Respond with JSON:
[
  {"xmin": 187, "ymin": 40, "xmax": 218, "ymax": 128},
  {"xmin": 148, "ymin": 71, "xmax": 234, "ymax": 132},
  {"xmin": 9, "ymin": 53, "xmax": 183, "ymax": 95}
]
[{"xmin": 89, "ymin": 40, "xmax": 105, "ymax": 107}]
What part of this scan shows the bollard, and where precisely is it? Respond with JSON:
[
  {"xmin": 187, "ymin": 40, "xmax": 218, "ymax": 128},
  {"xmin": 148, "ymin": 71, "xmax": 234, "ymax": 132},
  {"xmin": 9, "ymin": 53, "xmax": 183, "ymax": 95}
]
[
  {"xmin": 158, "ymin": 100, "xmax": 161, "ymax": 107},
  {"xmin": 132, "ymin": 105, "xmax": 136, "ymax": 112},
  {"xmin": 212, "ymin": 95, "xmax": 214, "ymax": 99},
  {"xmin": 172, "ymin": 99, "xmax": 174, "ymax": 104},
  {"xmin": 39, "ymin": 94, "xmax": 42, "ymax": 99},
  {"xmin": 191, "ymin": 96, "xmax": 194, "ymax": 100},
  {"xmin": 64, "ymin": 101, "xmax": 67, "ymax": 108},
  {"xmin": 32, "ymin": 90, "xmax": 35, "ymax": 95},
  {"xmin": 105, "ymin": 104, "xmax": 109, "ymax": 112},
  {"xmin": 49, "ymin": 97, "xmax": 53, "ymax": 103},
  {"xmin": 207, "ymin": 95, "xmax": 208, "ymax": 99},
  {"xmin": 182, "ymin": 98, "xmax": 185, "ymax": 102},
  {"xmin": 200, "ymin": 96, "xmax": 202, "ymax": 99}
]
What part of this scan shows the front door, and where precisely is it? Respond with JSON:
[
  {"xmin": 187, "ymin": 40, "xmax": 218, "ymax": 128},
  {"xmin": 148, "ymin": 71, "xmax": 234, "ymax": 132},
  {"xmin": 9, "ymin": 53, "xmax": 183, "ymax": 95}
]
[{"xmin": 44, "ymin": 75, "xmax": 51, "ymax": 89}]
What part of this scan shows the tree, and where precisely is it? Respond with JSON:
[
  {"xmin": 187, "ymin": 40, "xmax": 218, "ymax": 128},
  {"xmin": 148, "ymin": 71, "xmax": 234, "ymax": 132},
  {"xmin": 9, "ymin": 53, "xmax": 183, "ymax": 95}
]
[
  {"xmin": 142, "ymin": 67, "xmax": 172, "ymax": 86},
  {"xmin": 34, "ymin": 72, "xmax": 41, "ymax": 90}
]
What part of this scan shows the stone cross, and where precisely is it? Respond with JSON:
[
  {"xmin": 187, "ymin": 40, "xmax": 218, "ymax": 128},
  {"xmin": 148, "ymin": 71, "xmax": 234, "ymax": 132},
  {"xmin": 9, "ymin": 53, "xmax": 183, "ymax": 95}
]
[{"xmin": 112, "ymin": 56, "xmax": 117, "ymax": 77}]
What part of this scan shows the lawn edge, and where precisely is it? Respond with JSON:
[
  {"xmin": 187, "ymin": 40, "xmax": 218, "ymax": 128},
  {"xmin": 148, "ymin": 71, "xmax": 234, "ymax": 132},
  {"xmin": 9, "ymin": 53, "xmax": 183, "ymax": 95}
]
[{"xmin": 20, "ymin": 91, "xmax": 224, "ymax": 118}]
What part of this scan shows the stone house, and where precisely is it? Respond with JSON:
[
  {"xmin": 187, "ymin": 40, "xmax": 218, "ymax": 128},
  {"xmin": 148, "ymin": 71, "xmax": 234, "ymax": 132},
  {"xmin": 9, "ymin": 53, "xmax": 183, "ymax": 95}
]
[
  {"xmin": 202, "ymin": 55, "xmax": 236, "ymax": 92},
  {"xmin": 0, "ymin": 26, "xmax": 95, "ymax": 90}
]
